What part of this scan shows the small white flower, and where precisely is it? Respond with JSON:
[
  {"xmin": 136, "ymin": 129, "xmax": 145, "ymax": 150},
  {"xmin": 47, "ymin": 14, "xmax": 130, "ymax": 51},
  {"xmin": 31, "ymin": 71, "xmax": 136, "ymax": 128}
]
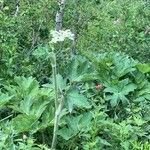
[
  {"xmin": 50, "ymin": 29, "xmax": 74, "ymax": 43},
  {"xmin": 113, "ymin": 19, "xmax": 121, "ymax": 25}
]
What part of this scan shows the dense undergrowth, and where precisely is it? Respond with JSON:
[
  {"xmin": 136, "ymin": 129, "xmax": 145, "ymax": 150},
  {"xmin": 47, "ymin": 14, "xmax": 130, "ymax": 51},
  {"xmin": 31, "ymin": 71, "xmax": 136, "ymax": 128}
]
[{"xmin": 0, "ymin": 0, "xmax": 150, "ymax": 150}]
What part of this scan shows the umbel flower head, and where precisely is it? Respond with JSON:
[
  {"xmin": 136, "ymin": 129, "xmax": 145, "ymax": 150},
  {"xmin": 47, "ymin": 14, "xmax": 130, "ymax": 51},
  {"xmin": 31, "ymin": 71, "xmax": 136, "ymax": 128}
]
[{"xmin": 50, "ymin": 29, "xmax": 74, "ymax": 43}]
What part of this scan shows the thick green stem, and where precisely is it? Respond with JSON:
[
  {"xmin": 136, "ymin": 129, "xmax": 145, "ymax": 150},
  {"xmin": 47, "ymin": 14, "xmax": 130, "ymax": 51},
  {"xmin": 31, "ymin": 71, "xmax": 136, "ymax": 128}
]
[
  {"xmin": 51, "ymin": 112, "xmax": 59, "ymax": 150},
  {"xmin": 51, "ymin": 96, "xmax": 64, "ymax": 150},
  {"xmin": 52, "ymin": 57, "xmax": 58, "ymax": 109},
  {"xmin": 50, "ymin": 52, "xmax": 58, "ymax": 150},
  {"xmin": 51, "ymin": 52, "xmax": 64, "ymax": 150}
]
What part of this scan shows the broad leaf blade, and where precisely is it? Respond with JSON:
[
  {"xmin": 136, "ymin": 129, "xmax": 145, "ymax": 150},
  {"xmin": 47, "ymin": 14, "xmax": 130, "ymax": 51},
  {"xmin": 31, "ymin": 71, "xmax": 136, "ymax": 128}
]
[{"xmin": 66, "ymin": 89, "xmax": 91, "ymax": 112}]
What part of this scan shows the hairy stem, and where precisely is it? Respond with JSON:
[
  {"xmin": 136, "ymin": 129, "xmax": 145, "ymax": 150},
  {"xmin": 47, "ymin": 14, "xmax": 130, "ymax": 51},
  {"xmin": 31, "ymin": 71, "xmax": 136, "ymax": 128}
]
[
  {"xmin": 52, "ymin": 56, "xmax": 58, "ymax": 109},
  {"xmin": 51, "ymin": 52, "xmax": 64, "ymax": 150},
  {"xmin": 51, "ymin": 1, "xmax": 66, "ymax": 149},
  {"xmin": 51, "ymin": 96, "xmax": 64, "ymax": 150}
]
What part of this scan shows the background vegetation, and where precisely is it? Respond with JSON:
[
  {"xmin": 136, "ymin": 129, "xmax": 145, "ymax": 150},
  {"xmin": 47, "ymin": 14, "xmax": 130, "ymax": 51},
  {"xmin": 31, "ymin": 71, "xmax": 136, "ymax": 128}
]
[{"xmin": 0, "ymin": 0, "xmax": 150, "ymax": 149}]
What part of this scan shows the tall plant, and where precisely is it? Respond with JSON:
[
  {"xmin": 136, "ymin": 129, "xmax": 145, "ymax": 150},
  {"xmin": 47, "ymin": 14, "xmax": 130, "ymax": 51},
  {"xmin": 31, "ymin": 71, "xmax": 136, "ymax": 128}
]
[{"xmin": 50, "ymin": 29, "xmax": 74, "ymax": 149}]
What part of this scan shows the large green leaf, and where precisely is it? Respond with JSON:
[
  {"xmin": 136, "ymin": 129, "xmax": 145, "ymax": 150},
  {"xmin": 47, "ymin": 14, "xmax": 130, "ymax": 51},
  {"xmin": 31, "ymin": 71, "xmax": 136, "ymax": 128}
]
[
  {"xmin": 58, "ymin": 112, "xmax": 92, "ymax": 140},
  {"xmin": 112, "ymin": 53, "xmax": 137, "ymax": 77},
  {"xmin": 84, "ymin": 52, "xmax": 137, "ymax": 82},
  {"xmin": 30, "ymin": 100, "xmax": 50, "ymax": 118},
  {"xmin": 14, "ymin": 76, "xmax": 39, "ymax": 98},
  {"xmin": 58, "ymin": 115, "xmax": 81, "ymax": 140},
  {"xmin": 12, "ymin": 114, "xmax": 38, "ymax": 133},
  {"xmin": 66, "ymin": 89, "xmax": 91, "ymax": 112},
  {"xmin": 67, "ymin": 56, "xmax": 93, "ymax": 82},
  {"xmin": 58, "ymin": 127, "xmax": 75, "ymax": 140},
  {"xmin": 104, "ymin": 79, "xmax": 137, "ymax": 107}
]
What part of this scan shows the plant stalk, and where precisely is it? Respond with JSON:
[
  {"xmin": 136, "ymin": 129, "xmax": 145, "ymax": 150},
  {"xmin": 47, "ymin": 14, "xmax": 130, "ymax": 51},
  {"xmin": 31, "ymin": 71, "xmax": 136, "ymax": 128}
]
[
  {"xmin": 51, "ymin": 0, "xmax": 66, "ymax": 148},
  {"xmin": 51, "ymin": 96, "xmax": 64, "ymax": 150},
  {"xmin": 51, "ymin": 52, "xmax": 65, "ymax": 149},
  {"xmin": 52, "ymin": 58, "xmax": 58, "ymax": 109}
]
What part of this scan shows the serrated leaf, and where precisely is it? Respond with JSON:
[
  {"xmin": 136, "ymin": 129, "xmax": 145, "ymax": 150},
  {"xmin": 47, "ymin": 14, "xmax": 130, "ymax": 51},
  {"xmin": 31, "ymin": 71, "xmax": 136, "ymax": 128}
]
[
  {"xmin": 14, "ymin": 76, "xmax": 40, "ymax": 99},
  {"xmin": 78, "ymin": 112, "xmax": 92, "ymax": 130},
  {"xmin": 58, "ymin": 115, "xmax": 81, "ymax": 140},
  {"xmin": 122, "ymin": 83, "xmax": 137, "ymax": 95},
  {"xmin": 58, "ymin": 113, "xmax": 92, "ymax": 140},
  {"xmin": 56, "ymin": 74, "xmax": 66, "ymax": 92},
  {"xmin": 67, "ymin": 115, "xmax": 82, "ymax": 132},
  {"xmin": 68, "ymin": 56, "xmax": 93, "ymax": 82},
  {"xmin": 20, "ymin": 96, "xmax": 34, "ymax": 115},
  {"xmin": 58, "ymin": 127, "xmax": 75, "ymax": 140},
  {"xmin": 12, "ymin": 114, "xmax": 38, "ymax": 132},
  {"xmin": 105, "ymin": 79, "xmax": 137, "ymax": 107},
  {"xmin": 31, "ymin": 100, "xmax": 49, "ymax": 118},
  {"xmin": 40, "ymin": 106, "xmax": 55, "ymax": 128},
  {"xmin": 66, "ymin": 89, "xmax": 91, "ymax": 112}
]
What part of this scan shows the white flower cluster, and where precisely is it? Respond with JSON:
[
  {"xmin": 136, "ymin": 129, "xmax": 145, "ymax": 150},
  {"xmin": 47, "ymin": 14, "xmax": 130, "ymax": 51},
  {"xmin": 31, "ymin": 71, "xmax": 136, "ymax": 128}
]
[{"xmin": 50, "ymin": 29, "xmax": 74, "ymax": 43}]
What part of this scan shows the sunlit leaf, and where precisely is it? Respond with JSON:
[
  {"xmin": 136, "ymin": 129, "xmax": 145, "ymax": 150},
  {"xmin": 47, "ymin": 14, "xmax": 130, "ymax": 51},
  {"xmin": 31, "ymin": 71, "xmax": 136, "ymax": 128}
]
[
  {"xmin": 137, "ymin": 63, "xmax": 150, "ymax": 73},
  {"xmin": 66, "ymin": 89, "xmax": 91, "ymax": 112}
]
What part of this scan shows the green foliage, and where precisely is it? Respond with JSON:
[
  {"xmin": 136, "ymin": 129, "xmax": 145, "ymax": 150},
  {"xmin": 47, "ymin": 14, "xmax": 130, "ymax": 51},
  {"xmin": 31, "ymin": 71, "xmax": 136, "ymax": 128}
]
[
  {"xmin": 137, "ymin": 63, "xmax": 150, "ymax": 73},
  {"xmin": 1, "ymin": 0, "xmax": 150, "ymax": 149},
  {"xmin": 76, "ymin": 0, "xmax": 150, "ymax": 62},
  {"xmin": 58, "ymin": 112, "xmax": 92, "ymax": 140},
  {"xmin": 66, "ymin": 89, "xmax": 91, "ymax": 113},
  {"xmin": 132, "ymin": 141, "xmax": 150, "ymax": 150},
  {"xmin": 1, "ymin": 54, "xmax": 150, "ymax": 149},
  {"xmin": 0, "ymin": 93, "xmax": 13, "ymax": 108},
  {"xmin": 104, "ymin": 79, "xmax": 137, "ymax": 107}
]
